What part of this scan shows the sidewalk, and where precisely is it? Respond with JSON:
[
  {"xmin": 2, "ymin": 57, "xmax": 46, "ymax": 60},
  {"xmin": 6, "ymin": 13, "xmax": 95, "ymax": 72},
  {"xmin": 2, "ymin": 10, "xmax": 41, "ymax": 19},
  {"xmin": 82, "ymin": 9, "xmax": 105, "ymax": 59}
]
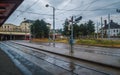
[
  {"xmin": 0, "ymin": 48, "xmax": 23, "ymax": 75},
  {"xmin": 12, "ymin": 41, "xmax": 120, "ymax": 69}
]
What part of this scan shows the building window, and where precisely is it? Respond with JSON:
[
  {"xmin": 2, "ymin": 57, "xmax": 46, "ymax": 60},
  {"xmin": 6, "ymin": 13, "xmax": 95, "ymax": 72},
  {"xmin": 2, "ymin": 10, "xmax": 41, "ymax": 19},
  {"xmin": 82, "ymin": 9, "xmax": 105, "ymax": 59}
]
[
  {"xmin": 117, "ymin": 29, "xmax": 118, "ymax": 32},
  {"xmin": 114, "ymin": 30, "xmax": 115, "ymax": 32}
]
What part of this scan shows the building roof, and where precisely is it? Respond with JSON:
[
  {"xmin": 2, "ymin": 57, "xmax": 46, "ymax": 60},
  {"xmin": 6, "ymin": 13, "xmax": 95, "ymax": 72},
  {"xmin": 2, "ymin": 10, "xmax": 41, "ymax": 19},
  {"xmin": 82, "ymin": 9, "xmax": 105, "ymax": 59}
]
[
  {"xmin": 22, "ymin": 19, "xmax": 34, "ymax": 24},
  {"xmin": 0, "ymin": 0, "xmax": 23, "ymax": 26},
  {"xmin": 3, "ymin": 23, "xmax": 16, "ymax": 26},
  {"xmin": 103, "ymin": 21, "xmax": 120, "ymax": 29}
]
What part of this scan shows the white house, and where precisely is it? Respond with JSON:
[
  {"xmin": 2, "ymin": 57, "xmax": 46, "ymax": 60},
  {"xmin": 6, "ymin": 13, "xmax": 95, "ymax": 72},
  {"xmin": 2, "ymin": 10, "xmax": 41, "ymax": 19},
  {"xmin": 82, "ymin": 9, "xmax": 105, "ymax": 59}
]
[{"xmin": 103, "ymin": 20, "xmax": 120, "ymax": 37}]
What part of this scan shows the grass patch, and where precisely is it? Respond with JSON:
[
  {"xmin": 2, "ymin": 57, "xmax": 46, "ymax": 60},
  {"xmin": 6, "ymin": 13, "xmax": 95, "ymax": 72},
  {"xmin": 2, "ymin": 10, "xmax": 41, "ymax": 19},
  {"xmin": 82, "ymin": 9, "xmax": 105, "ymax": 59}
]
[
  {"xmin": 55, "ymin": 38, "xmax": 68, "ymax": 43},
  {"xmin": 32, "ymin": 38, "xmax": 49, "ymax": 43},
  {"xmin": 32, "ymin": 38, "xmax": 120, "ymax": 48},
  {"xmin": 32, "ymin": 38, "xmax": 68, "ymax": 43},
  {"xmin": 76, "ymin": 39, "xmax": 120, "ymax": 48}
]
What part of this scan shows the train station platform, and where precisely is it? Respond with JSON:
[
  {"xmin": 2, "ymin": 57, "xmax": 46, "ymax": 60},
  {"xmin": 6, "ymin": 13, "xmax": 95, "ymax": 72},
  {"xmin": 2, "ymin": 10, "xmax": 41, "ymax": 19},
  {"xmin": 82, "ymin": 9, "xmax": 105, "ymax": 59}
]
[
  {"xmin": 12, "ymin": 41, "xmax": 120, "ymax": 69},
  {"xmin": 0, "ymin": 48, "xmax": 23, "ymax": 75}
]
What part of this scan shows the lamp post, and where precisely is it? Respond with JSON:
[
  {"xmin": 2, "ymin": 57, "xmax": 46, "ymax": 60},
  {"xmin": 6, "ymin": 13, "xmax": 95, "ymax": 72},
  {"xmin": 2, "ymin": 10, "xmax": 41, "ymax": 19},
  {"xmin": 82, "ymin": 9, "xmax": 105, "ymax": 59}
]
[
  {"xmin": 101, "ymin": 17, "xmax": 103, "ymax": 39},
  {"xmin": 108, "ymin": 14, "xmax": 110, "ymax": 39},
  {"xmin": 45, "ymin": 4, "xmax": 55, "ymax": 47},
  {"xmin": 70, "ymin": 16, "xmax": 74, "ymax": 53},
  {"xmin": 27, "ymin": 19, "xmax": 32, "ymax": 42},
  {"xmin": 24, "ymin": 18, "xmax": 27, "ymax": 40}
]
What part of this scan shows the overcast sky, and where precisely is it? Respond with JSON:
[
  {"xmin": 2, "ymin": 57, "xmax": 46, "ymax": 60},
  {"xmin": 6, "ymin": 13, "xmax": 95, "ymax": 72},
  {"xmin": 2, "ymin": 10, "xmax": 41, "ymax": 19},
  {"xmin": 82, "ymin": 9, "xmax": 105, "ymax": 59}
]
[{"xmin": 5, "ymin": 0, "xmax": 120, "ymax": 29}]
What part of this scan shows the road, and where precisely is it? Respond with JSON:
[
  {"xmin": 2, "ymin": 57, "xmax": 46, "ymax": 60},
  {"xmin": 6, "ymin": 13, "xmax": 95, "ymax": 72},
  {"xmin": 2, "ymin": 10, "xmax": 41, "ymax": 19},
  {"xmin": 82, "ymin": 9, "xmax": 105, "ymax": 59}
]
[{"xmin": 0, "ymin": 41, "xmax": 120, "ymax": 75}]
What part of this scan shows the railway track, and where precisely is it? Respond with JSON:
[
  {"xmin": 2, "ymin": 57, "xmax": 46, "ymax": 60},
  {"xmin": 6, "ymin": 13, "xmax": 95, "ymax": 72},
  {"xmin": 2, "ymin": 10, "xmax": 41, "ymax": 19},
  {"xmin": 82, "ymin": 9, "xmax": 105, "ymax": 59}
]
[{"xmin": 0, "ymin": 41, "xmax": 119, "ymax": 75}]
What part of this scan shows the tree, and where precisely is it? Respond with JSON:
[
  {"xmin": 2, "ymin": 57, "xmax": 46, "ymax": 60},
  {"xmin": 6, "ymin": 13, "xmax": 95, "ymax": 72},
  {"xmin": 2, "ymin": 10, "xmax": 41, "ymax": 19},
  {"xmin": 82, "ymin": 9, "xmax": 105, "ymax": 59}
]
[
  {"xmin": 31, "ymin": 19, "xmax": 49, "ymax": 38},
  {"xmin": 62, "ymin": 18, "xmax": 70, "ymax": 36},
  {"xmin": 63, "ymin": 18, "xmax": 80, "ymax": 38},
  {"xmin": 118, "ymin": 32, "xmax": 120, "ymax": 37},
  {"xmin": 62, "ymin": 19, "xmax": 95, "ymax": 38},
  {"xmin": 73, "ymin": 23, "xmax": 79, "ymax": 38},
  {"xmin": 40, "ymin": 19, "xmax": 49, "ymax": 38},
  {"xmin": 79, "ymin": 23, "xmax": 87, "ymax": 36},
  {"xmin": 79, "ymin": 20, "xmax": 95, "ymax": 37},
  {"xmin": 87, "ymin": 20, "xmax": 95, "ymax": 35}
]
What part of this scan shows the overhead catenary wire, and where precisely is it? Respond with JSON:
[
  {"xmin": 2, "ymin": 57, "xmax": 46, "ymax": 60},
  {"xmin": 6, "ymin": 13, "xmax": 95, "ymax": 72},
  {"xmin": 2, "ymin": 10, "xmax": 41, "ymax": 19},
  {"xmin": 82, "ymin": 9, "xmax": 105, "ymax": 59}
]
[
  {"xmin": 99, "ymin": 1, "xmax": 120, "ymax": 9},
  {"xmin": 75, "ymin": 0, "xmax": 98, "ymax": 17},
  {"xmin": 12, "ymin": 0, "xmax": 42, "ymax": 23},
  {"xmin": 55, "ymin": 0, "xmax": 73, "ymax": 16},
  {"xmin": 10, "ymin": 0, "xmax": 120, "ymax": 26},
  {"xmin": 56, "ymin": 0, "xmax": 120, "ymax": 17},
  {"xmin": 16, "ymin": 10, "xmax": 53, "ymax": 16},
  {"xmin": 15, "ymin": 0, "xmax": 39, "ymax": 19},
  {"xmin": 56, "ymin": 0, "xmax": 98, "ymax": 16},
  {"xmin": 56, "ymin": 8, "xmax": 119, "ymax": 12}
]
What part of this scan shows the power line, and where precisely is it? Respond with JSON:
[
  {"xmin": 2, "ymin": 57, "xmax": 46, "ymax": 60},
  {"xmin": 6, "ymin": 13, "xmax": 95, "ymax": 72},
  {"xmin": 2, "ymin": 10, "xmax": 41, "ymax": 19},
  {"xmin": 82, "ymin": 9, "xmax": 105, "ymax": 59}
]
[
  {"xmin": 56, "ymin": 0, "xmax": 98, "ymax": 16},
  {"xmin": 76, "ymin": 0, "xmax": 98, "ymax": 16},
  {"xmin": 56, "ymin": 0, "xmax": 120, "ymax": 17},
  {"xmin": 70, "ymin": 0, "xmax": 98, "ymax": 10},
  {"xmin": 56, "ymin": 8, "xmax": 118, "ymax": 12},
  {"xmin": 16, "ymin": 10, "xmax": 53, "ymax": 16},
  {"xmin": 99, "ymin": 1, "xmax": 120, "ymax": 9},
  {"xmin": 12, "ymin": 0, "xmax": 41, "ymax": 22},
  {"xmin": 16, "ymin": 0, "xmax": 39, "ymax": 18},
  {"xmin": 56, "ymin": 0, "xmax": 73, "ymax": 15}
]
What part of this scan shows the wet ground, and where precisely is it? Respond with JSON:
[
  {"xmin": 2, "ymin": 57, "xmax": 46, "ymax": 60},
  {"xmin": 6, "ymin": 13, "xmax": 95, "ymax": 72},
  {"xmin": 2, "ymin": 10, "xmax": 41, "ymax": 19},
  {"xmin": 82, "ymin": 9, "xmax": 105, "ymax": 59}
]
[
  {"xmin": 32, "ymin": 42, "xmax": 120, "ymax": 57},
  {"xmin": 0, "ymin": 48, "xmax": 23, "ymax": 75},
  {"xmin": 0, "ymin": 41, "xmax": 119, "ymax": 75}
]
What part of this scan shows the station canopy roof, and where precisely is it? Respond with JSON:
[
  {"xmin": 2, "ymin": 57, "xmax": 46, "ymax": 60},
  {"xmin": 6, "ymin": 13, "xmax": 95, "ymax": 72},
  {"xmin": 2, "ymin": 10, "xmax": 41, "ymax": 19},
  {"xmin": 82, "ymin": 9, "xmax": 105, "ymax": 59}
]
[{"xmin": 0, "ymin": 0, "xmax": 23, "ymax": 26}]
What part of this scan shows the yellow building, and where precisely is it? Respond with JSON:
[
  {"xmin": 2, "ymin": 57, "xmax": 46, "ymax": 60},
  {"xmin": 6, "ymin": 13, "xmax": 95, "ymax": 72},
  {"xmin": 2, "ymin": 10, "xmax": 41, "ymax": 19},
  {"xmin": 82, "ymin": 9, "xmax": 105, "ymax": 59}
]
[{"xmin": 0, "ymin": 23, "xmax": 16, "ymax": 32}]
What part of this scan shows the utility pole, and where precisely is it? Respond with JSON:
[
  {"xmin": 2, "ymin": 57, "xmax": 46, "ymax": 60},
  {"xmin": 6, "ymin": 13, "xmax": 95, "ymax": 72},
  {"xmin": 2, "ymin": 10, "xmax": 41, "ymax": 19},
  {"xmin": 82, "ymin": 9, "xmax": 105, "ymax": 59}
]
[
  {"xmin": 70, "ymin": 16, "xmax": 74, "ymax": 53},
  {"xmin": 48, "ymin": 30, "xmax": 51, "ymax": 45},
  {"xmin": 53, "ymin": 7, "xmax": 55, "ymax": 47},
  {"xmin": 24, "ymin": 18, "xmax": 27, "ymax": 40},
  {"xmin": 97, "ymin": 22, "xmax": 99, "ymax": 39},
  {"xmin": 29, "ymin": 20, "xmax": 31, "ymax": 43},
  {"xmin": 108, "ymin": 14, "xmax": 110, "ymax": 39},
  {"xmin": 101, "ymin": 17, "xmax": 103, "ymax": 39},
  {"xmin": 69, "ymin": 16, "xmax": 82, "ymax": 54},
  {"xmin": 45, "ymin": 4, "xmax": 56, "ymax": 47}
]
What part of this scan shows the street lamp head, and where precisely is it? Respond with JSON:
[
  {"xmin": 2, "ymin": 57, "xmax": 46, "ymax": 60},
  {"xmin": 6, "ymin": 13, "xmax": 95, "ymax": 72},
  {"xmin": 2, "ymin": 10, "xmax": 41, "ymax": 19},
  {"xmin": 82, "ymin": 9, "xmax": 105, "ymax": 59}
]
[
  {"xmin": 116, "ymin": 9, "xmax": 120, "ymax": 13},
  {"xmin": 45, "ymin": 4, "xmax": 49, "ymax": 7},
  {"xmin": 24, "ymin": 18, "xmax": 26, "ymax": 20}
]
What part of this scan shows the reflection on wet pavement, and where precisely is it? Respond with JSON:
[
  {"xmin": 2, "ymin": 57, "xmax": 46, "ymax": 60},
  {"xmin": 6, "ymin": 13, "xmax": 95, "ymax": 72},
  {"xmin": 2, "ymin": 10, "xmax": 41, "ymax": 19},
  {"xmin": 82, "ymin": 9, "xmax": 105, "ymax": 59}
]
[
  {"xmin": 38, "ymin": 42, "xmax": 120, "ymax": 57},
  {"xmin": 0, "ymin": 41, "xmax": 110, "ymax": 75}
]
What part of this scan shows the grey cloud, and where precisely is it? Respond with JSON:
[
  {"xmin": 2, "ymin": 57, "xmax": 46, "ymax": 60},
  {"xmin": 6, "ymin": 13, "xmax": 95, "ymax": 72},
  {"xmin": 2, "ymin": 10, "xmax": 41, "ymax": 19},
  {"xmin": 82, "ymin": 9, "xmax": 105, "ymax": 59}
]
[{"xmin": 5, "ymin": 0, "xmax": 120, "ymax": 29}]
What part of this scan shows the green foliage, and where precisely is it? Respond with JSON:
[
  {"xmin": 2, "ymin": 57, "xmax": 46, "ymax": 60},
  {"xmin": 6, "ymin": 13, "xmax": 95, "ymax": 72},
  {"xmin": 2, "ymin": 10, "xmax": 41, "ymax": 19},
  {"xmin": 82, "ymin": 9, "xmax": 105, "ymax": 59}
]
[
  {"xmin": 73, "ymin": 24, "xmax": 79, "ymax": 38},
  {"xmin": 79, "ymin": 20, "xmax": 95, "ymax": 36},
  {"xmin": 62, "ymin": 19, "xmax": 95, "ymax": 38},
  {"xmin": 79, "ymin": 23, "xmax": 88, "ymax": 36},
  {"xmin": 76, "ymin": 39, "xmax": 120, "ymax": 46},
  {"xmin": 31, "ymin": 19, "xmax": 49, "ymax": 38},
  {"xmin": 87, "ymin": 20, "xmax": 95, "ymax": 35},
  {"xmin": 62, "ymin": 19, "xmax": 70, "ymax": 36},
  {"xmin": 118, "ymin": 32, "xmax": 120, "ymax": 36}
]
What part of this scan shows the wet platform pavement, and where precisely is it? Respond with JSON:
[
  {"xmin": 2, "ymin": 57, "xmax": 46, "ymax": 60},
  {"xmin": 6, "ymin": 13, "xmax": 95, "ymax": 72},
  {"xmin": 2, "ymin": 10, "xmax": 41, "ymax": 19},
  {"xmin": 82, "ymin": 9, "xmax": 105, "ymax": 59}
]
[
  {"xmin": 0, "ymin": 41, "xmax": 120, "ymax": 75},
  {"xmin": 0, "ymin": 41, "xmax": 111, "ymax": 75},
  {"xmin": 12, "ymin": 41, "xmax": 120, "ymax": 69},
  {"xmin": 0, "ymin": 48, "xmax": 23, "ymax": 75}
]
